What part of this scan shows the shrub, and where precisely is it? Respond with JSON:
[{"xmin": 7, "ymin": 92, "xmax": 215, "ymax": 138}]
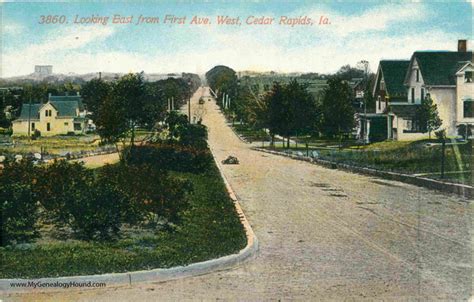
[
  {"xmin": 98, "ymin": 163, "xmax": 192, "ymax": 224},
  {"xmin": 127, "ymin": 144, "xmax": 213, "ymax": 174},
  {"xmin": 0, "ymin": 160, "xmax": 39, "ymax": 246},
  {"xmin": 34, "ymin": 160, "xmax": 93, "ymax": 226},
  {"xmin": 67, "ymin": 182, "xmax": 129, "ymax": 240}
]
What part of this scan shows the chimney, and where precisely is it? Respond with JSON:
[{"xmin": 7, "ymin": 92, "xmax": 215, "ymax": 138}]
[
  {"xmin": 48, "ymin": 92, "xmax": 52, "ymax": 100},
  {"xmin": 458, "ymin": 39, "xmax": 467, "ymax": 52},
  {"xmin": 76, "ymin": 91, "xmax": 80, "ymax": 96}
]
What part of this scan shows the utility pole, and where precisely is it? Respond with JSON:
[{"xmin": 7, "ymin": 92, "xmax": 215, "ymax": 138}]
[
  {"xmin": 27, "ymin": 92, "xmax": 32, "ymax": 140},
  {"xmin": 358, "ymin": 60, "xmax": 370, "ymax": 144}
]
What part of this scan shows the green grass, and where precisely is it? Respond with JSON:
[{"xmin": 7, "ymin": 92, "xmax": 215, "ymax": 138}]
[
  {"xmin": 264, "ymin": 139, "xmax": 473, "ymax": 185},
  {"xmin": 232, "ymin": 124, "xmax": 271, "ymax": 142},
  {"xmin": 0, "ymin": 164, "xmax": 247, "ymax": 278},
  {"xmin": 1, "ymin": 135, "xmax": 103, "ymax": 155}
]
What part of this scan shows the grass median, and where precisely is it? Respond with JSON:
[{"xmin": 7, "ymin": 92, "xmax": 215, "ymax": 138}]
[{"xmin": 0, "ymin": 155, "xmax": 247, "ymax": 279}]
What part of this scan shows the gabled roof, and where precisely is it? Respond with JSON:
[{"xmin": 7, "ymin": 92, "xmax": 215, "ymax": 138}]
[
  {"xmin": 49, "ymin": 100, "xmax": 80, "ymax": 117},
  {"xmin": 455, "ymin": 61, "xmax": 474, "ymax": 75},
  {"xmin": 18, "ymin": 103, "xmax": 42, "ymax": 120},
  {"xmin": 49, "ymin": 95, "xmax": 84, "ymax": 111},
  {"xmin": 406, "ymin": 51, "xmax": 473, "ymax": 86},
  {"xmin": 378, "ymin": 60, "xmax": 410, "ymax": 97},
  {"xmin": 16, "ymin": 99, "xmax": 81, "ymax": 120}
]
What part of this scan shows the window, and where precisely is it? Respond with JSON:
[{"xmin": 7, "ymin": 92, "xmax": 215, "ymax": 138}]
[
  {"xmin": 45, "ymin": 109, "xmax": 52, "ymax": 117},
  {"xmin": 416, "ymin": 69, "xmax": 420, "ymax": 82},
  {"xmin": 64, "ymin": 122, "xmax": 69, "ymax": 126},
  {"xmin": 378, "ymin": 96, "xmax": 381, "ymax": 110},
  {"xmin": 31, "ymin": 122, "xmax": 35, "ymax": 130},
  {"xmin": 464, "ymin": 99, "xmax": 474, "ymax": 118},
  {"xmin": 465, "ymin": 71, "xmax": 473, "ymax": 83},
  {"xmin": 74, "ymin": 123, "xmax": 82, "ymax": 131},
  {"xmin": 421, "ymin": 88, "xmax": 425, "ymax": 101},
  {"xmin": 47, "ymin": 123, "xmax": 51, "ymax": 131},
  {"xmin": 406, "ymin": 119, "xmax": 413, "ymax": 130},
  {"xmin": 411, "ymin": 88, "xmax": 415, "ymax": 103}
]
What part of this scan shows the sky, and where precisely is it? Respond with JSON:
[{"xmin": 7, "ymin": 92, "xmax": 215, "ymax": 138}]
[{"xmin": 0, "ymin": 0, "xmax": 472, "ymax": 77}]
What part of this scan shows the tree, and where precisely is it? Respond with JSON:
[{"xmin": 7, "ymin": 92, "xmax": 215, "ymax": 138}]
[
  {"xmin": 416, "ymin": 94, "xmax": 442, "ymax": 139},
  {"xmin": 205, "ymin": 65, "xmax": 238, "ymax": 108},
  {"xmin": 81, "ymin": 78, "xmax": 112, "ymax": 122},
  {"xmin": 0, "ymin": 160, "xmax": 40, "ymax": 246},
  {"xmin": 264, "ymin": 80, "xmax": 318, "ymax": 148},
  {"xmin": 320, "ymin": 77, "xmax": 355, "ymax": 141}
]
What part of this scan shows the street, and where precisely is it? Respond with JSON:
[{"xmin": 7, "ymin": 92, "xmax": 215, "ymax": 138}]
[{"xmin": 7, "ymin": 87, "xmax": 473, "ymax": 301}]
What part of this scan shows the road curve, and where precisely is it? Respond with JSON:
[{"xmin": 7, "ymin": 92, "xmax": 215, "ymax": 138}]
[{"xmin": 5, "ymin": 87, "xmax": 473, "ymax": 301}]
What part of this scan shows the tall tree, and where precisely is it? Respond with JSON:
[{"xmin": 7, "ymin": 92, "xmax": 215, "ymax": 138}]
[
  {"xmin": 416, "ymin": 94, "xmax": 442, "ymax": 139},
  {"xmin": 320, "ymin": 77, "xmax": 355, "ymax": 140},
  {"xmin": 81, "ymin": 78, "xmax": 112, "ymax": 122}
]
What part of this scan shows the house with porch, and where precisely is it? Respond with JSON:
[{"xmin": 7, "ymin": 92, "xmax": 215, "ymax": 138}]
[
  {"xmin": 358, "ymin": 39, "xmax": 473, "ymax": 142},
  {"xmin": 12, "ymin": 94, "xmax": 88, "ymax": 136}
]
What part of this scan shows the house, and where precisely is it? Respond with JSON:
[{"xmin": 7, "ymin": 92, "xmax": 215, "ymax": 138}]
[
  {"xmin": 404, "ymin": 41, "xmax": 473, "ymax": 138},
  {"xmin": 358, "ymin": 39, "xmax": 473, "ymax": 142},
  {"xmin": 12, "ymin": 93, "xmax": 88, "ymax": 136}
]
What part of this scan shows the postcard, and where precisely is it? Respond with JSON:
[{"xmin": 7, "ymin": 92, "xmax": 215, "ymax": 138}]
[{"xmin": 0, "ymin": 1, "xmax": 472, "ymax": 301}]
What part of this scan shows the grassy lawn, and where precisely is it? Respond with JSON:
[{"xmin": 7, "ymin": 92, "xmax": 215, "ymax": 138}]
[
  {"xmin": 1, "ymin": 135, "xmax": 104, "ymax": 155},
  {"xmin": 0, "ymin": 163, "xmax": 247, "ymax": 278},
  {"xmin": 263, "ymin": 139, "xmax": 473, "ymax": 185},
  {"xmin": 232, "ymin": 124, "xmax": 271, "ymax": 142}
]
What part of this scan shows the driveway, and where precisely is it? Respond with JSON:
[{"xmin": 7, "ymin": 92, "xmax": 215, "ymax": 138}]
[{"xmin": 6, "ymin": 87, "xmax": 472, "ymax": 301}]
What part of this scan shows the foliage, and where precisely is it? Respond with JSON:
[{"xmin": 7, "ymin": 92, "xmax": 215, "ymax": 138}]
[
  {"xmin": 34, "ymin": 160, "xmax": 93, "ymax": 226},
  {"xmin": 320, "ymin": 77, "xmax": 355, "ymax": 138},
  {"xmin": 205, "ymin": 65, "xmax": 238, "ymax": 107},
  {"xmin": 0, "ymin": 160, "xmax": 39, "ymax": 246},
  {"xmin": 98, "ymin": 163, "xmax": 192, "ymax": 225},
  {"xmin": 416, "ymin": 94, "xmax": 442, "ymax": 138},
  {"xmin": 0, "ymin": 165, "xmax": 246, "ymax": 278},
  {"xmin": 127, "ymin": 144, "xmax": 213, "ymax": 174}
]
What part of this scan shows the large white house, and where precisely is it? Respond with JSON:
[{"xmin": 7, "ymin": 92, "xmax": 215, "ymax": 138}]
[{"xmin": 363, "ymin": 40, "xmax": 473, "ymax": 141}]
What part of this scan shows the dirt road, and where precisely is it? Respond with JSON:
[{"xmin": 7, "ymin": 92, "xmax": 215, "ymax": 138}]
[{"xmin": 7, "ymin": 87, "xmax": 472, "ymax": 301}]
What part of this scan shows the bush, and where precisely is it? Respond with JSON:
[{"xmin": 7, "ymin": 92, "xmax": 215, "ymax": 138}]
[
  {"xmin": 0, "ymin": 160, "xmax": 39, "ymax": 246},
  {"xmin": 98, "ymin": 163, "xmax": 192, "ymax": 224},
  {"xmin": 127, "ymin": 144, "xmax": 214, "ymax": 174},
  {"xmin": 68, "ymin": 182, "xmax": 129, "ymax": 240}
]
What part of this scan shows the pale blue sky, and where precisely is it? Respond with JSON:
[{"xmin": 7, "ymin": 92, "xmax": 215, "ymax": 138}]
[{"xmin": 1, "ymin": 1, "xmax": 472, "ymax": 77}]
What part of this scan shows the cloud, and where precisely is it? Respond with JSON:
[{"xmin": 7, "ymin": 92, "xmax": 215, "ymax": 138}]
[
  {"xmin": 2, "ymin": 25, "xmax": 116, "ymax": 76},
  {"xmin": 0, "ymin": 2, "xmax": 467, "ymax": 77},
  {"xmin": 3, "ymin": 22, "xmax": 25, "ymax": 35}
]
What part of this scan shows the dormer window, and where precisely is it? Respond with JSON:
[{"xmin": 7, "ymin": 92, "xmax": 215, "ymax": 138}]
[
  {"xmin": 416, "ymin": 69, "xmax": 420, "ymax": 82},
  {"xmin": 465, "ymin": 71, "xmax": 473, "ymax": 83}
]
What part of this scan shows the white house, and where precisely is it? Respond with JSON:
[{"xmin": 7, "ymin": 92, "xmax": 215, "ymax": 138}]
[{"xmin": 362, "ymin": 40, "xmax": 473, "ymax": 142}]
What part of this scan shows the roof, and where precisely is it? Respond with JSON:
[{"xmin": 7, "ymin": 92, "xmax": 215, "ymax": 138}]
[
  {"xmin": 388, "ymin": 104, "xmax": 420, "ymax": 118},
  {"xmin": 49, "ymin": 95, "xmax": 84, "ymax": 111},
  {"xmin": 18, "ymin": 103, "xmax": 42, "ymax": 120},
  {"xmin": 379, "ymin": 60, "xmax": 410, "ymax": 96},
  {"xmin": 407, "ymin": 51, "xmax": 473, "ymax": 86},
  {"xmin": 49, "ymin": 101, "xmax": 80, "ymax": 117},
  {"xmin": 17, "ymin": 99, "xmax": 81, "ymax": 120}
]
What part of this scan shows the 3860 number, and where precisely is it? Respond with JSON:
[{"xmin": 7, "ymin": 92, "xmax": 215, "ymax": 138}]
[{"xmin": 38, "ymin": 15, "xmax": 67, "ymax": 24}]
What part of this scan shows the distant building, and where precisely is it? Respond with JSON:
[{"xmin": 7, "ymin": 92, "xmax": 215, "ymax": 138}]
[
  {"xmin": 34, "ymin": 65, "xmax": 53, "ymax": 77},
  {"xmin": 12, "ymin": 93, "xmax": 88, "ymax": 136}
]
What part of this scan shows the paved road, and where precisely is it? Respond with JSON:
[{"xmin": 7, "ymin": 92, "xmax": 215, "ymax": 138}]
[{"xmin": 7, "ymin": 87, "xmax": 473, "ymax": 301}]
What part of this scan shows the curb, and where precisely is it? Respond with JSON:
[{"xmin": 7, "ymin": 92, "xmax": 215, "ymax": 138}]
[
  {"xmin": 0, "ymin": 153, "xmax": 258, "ymax": 294},
  {"xmin": 254, "ymin": 147, "xmax": 473, "ymax": 199}
]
